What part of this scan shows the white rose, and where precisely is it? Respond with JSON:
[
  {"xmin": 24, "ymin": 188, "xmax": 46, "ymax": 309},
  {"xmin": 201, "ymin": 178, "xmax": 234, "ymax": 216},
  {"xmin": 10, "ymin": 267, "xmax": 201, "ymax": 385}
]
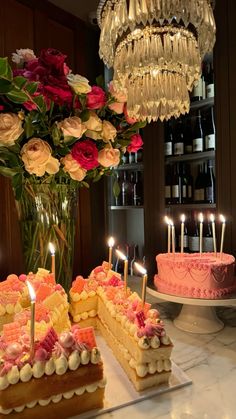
[
  {"xmin": 0, "ymin": 113, "xmax": 24, "ymax": 146},
  {"xmin": 58, "ymin": 116, "xmax": 86, "ymax": 139},
  {"xmin": 61, "ymin": 154, "xmax": 87, "ymax": 181},
  {"xmin": 12, "ymin": 49, "xmax": 36, "ymax": 64},
  {"xmin": 102, "ymin": 121, "xmax": 117, "ymax": 143},
  {"xmin": 67, "ymin": 74, "xmax": 91, "ymax": 94},
  {"xmin": 21, "ymin": 138, "xmax": 59, "ymax": 177}
]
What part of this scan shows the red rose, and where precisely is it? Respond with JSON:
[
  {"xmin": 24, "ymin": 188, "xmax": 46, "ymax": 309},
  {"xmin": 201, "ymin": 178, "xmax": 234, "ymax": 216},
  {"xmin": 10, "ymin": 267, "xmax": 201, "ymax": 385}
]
[
  {"xmin": 39, "ymin": 48, "xmax": 66, "ymax": 73},
  {"xmin": 71, "ymin": 139, "xmax": 99, "ymax": 170},
  {"xmin": 127, "ymin": 134, "xmax": 143, "ymax": 153},
  {"xmin": 44, "ymin": 85, "xmax": 72, "ymax": 105},
  {"xmin": 86, "ymin": 86, "xmax": 106, "ymax": 110},
  {"xmin": 0, "ymin": 105, "xmax": 4, "ymax": 110}
]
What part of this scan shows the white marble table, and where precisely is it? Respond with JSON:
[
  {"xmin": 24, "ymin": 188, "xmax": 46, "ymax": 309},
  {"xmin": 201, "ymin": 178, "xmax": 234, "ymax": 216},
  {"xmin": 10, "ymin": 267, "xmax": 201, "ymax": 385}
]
[{"xmin": 97, "ymin": 279, "xmax": 236, "ymax": 419}]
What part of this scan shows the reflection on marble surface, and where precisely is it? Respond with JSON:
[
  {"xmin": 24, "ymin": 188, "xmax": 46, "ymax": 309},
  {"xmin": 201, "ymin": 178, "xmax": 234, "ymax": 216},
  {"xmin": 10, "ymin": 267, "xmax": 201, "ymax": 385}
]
[{"xmin": 97, "ymin": 278, "xmax": 236, "ymax": 419}]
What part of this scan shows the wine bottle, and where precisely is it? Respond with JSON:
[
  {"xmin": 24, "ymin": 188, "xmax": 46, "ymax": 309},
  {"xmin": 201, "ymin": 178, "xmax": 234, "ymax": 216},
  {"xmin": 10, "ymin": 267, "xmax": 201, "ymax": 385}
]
[
  {"xmin": 203, "ymin": 221, "xmax": 214, "ymax": 252},
  {"xmin": 183, "ymin": 117, "xmax": 193, "ymax": 154},
  {"xmin": 178, "ymin": 221, "xmax": 189, "ymax": 252},
  {"xmin": 133, "ymin": 171, "xmax": 143, "ymax": 206},
  {"xmin": 192, "ymin": 111, "xmax": 203, "ymax": 153},
  {"xmin": 204, "ymin": 107, "xmax": 216, "ymax": 151},
  {"xmin": 171, "ymin": 163, "xmax": 181, "ymax": 204},
  {"xmin": 122, "ymin": 171, "xmax": 133, "ymax": 206},
  {"xmin": 191, "ymin": 77, "xmax": 203, "ymax": 102},
  {"xmin": 188, "ymin": 212, "xmax": 200, "ymax": 253},
  {"xmin": 114, "ymin": 171, "xmax": 122, "ymax": 206},
  {"xmin": 122, "ymin": 152, "xmax": 129, "ymax": 164},
  {"xmin": 134, "ymin": 149, "xmax": 143, "ymax": 163},
  {"xmin": 206, "ymin": 62, "xmax": 214, "ymax": 98},
  {"xmin": 130, "ymin": 244, "xmax": 139, "ymax": 276},
  {"xmin": 164, "ymin": 121, "xmax": 173, "ymax": 157},
  {"xmin": 180, "ymin": 163, "xmax": 188, "ymax": 204},
  {"xmin": 186, "ymin": 164, "xmax": 193, "ymax": 203},
  {"xmin": 194, "ymin": 164, "xmax": 205, "ymax": 203},
  {"xmin": 165, "ymin": 165, "xmax": 172, "ymax": 205},
  {"xmin": 205, "ymin": 160, "xmax": 215, "ymax": 204},
  {"xmin": 173, "ymin": 119, "xmax": 184, "ymax": 156}
]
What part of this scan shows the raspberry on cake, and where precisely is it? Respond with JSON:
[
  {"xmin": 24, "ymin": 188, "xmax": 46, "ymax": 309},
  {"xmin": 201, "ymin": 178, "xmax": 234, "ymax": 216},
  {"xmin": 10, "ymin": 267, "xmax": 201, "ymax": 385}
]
[
  {"xmin": 70, "ymin": 263, "xmax": 173, "ymax": 392},
  {"xmin": 0, "ymin": 326, "xmax": 106, "ymax": 418}
]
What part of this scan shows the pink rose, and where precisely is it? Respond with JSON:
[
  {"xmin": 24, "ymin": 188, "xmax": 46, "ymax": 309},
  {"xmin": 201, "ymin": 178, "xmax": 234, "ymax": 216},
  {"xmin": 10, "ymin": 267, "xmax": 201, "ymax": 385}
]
[
  {"xmin": 124, "ymin": 104, "xmax": 137, "ymax": 125},
  {"xmin": 86, "ymin": 86, "xmax": 106, "ymax": 110},
  {"xmin": 71, "ymin": 139, "xmax": 99, "ymax": 170},
  {"xmin": 108, "ymin": 101, "xmax": 124, "ymax": 114},
  {"xmin": 108, "ymin": 81, "xmax": 127, "ymax": 103},
  {"xmin": 127, "ymin": 134, "xmax": 143, "ymax": 153},
  {"xmin": 98, "ymin": 147, "xmax": 120, "ymax": 168}
]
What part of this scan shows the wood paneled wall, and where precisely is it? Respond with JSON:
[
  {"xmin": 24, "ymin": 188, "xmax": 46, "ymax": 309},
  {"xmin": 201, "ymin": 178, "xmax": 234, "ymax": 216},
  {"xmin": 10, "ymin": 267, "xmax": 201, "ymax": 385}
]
[{"xmin": 0, "ymin": 0, "xmax": 106, "ymax": 279}]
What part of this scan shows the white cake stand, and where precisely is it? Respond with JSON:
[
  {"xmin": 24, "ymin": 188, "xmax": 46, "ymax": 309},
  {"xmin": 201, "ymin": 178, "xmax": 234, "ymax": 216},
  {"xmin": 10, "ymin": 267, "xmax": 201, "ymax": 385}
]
[{"xmin": 147, "ymin": 287, "xmax": 236, "ymax": 334}]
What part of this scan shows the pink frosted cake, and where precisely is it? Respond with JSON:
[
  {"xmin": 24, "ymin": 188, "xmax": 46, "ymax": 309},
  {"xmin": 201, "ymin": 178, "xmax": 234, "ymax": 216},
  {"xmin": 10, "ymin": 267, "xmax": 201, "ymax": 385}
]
[{"xmin": 154, "ymin": 253, "xmax": 236, "ymax": 299}]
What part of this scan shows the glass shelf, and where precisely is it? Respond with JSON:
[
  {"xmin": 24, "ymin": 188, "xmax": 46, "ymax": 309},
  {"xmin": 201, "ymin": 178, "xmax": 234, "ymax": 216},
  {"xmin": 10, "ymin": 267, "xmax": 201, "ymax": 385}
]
[
  {"xmin": 165, "ymin": 150, "xmax": 215, "ymax": 164},
  {"xmin": 109, "ymin": 206, "xmax": 144, "ymax": 210},
  {"xmin": 166, "ymin": 203, "xmax": 216, "ymax": 210},
  {"xmin": 114, "ymin": 163, "xmax": 144, "ymax": 171},
  {"xmin": 190, "ymin": 97, "xmax": 214, "ymax": 110}
]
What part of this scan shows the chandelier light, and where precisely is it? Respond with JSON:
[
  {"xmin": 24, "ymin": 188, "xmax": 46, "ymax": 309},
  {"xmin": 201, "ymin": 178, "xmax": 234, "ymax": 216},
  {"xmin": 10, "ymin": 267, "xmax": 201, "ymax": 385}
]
[{"xmin": 97, "ymin": 0, "xmax": 216, "ymax": 122}]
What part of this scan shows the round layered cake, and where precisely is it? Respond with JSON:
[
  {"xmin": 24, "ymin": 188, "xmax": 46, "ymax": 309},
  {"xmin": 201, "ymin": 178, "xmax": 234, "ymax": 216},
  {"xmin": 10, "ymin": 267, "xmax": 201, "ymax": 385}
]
[{"xmin": 154, "ymin": 253, "xmax": 236, "ymax": 299}]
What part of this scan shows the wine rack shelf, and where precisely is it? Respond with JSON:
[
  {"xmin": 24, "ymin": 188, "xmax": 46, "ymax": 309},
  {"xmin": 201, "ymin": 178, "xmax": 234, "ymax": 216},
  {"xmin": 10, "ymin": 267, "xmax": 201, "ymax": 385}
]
[
  {"xmin": 114, "ymin": 163, "xmax": 144, "ymax": 171},
  {"xmin": 190, "ymin": 97, "xmax": 214, "ymax": 110},
  {"xmin": 165, "ymin": 150, "xmax": 215, "ymax": 164},
  {"xmin": 109, "ymin": 206, "xmax": 144, "ymax": 210},
  {"xmin": 166, "ymin": 203, "xmax": 216, "ymax": 210}
]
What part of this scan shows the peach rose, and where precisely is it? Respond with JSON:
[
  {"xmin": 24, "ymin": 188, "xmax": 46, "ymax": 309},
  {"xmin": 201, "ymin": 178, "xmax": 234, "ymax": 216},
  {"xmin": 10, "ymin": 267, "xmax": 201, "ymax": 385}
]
[
  {"xmin": 12, "ymin": 48, "xmax": 36, "ymax": 64},
  {"xmin": 108, "ymin": 101, "xmax": 124, "ymax": 114},
  {"xmin": 67, "ymin": 73, "xmax": 91, "ymax": 94},
  {"xmin": 58, "ymin": 116, "xmax": 86, "ymax": 139},
  {"xmin": 102, "ymin": 121, "xmax": 117, "ymax": 143},
  {"xmin": 98, "ymin": 147, "xmax": 120, "ymax": 168},
  {"xmin": 108, "ymin": 81, "xmax": 127, "ymax": 103},
  {"xmin": 84, "ymin": 112, "xmax": 102, "ymax": 132},
  {"xmin": 0, "ymin": 113, "xmax": 24, "ymax": 146},
  {"xmin": 61, "ymin": 154, "xmax": 87, "ymax": 181},
  {"xmin": 21, "ymin": 138, "xmax": 60, "ymax": 177}
]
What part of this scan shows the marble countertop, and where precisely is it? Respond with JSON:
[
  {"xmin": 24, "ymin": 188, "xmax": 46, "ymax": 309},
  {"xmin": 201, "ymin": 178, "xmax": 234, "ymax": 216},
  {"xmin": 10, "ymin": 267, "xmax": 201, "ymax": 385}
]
[{"xmin": 98, "ymin": 280, "xmax": 236, "ymax": 419}]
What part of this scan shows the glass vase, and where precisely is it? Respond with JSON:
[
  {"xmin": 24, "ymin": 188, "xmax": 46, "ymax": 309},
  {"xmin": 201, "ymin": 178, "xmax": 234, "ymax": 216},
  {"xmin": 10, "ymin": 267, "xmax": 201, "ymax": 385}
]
[{"xmin": 16, "ymin": 182, "xmax": 78, "ymax": 292}]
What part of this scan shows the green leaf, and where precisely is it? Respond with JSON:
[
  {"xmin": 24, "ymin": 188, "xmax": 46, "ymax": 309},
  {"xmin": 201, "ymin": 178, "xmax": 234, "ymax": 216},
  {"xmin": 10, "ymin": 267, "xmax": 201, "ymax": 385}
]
[
  {"xmin": 0, "ymin": 79, "xmax": 12, "ymax": 93},
  {"xmin": 63, "ymin": 136, "xmax": 78, "ymax": 146},
  {"xmin": 25, "ymin": 82, "xmax": 38, "ymax": 95},
  {"xmin": 0, "ymin": 57, "xmax": 13, "ymax": 81},
  {"xmin": 58, "ymin": 146, "xmax": 70, "ymax": 156},
  {"xmin": 96, "ymin": 75, "xmax": 105, "ymax": 89},
  {"xmin": 33, "ymin": 95, "xmax": 46, "ymax": 113},
  {"xmin": 0, "ymin": 150, "xmax": 19, "ymax": 167},
  {"xmin": 113, "ymin": 177, "xmax": 121, "ymax": 198},
  {"xmin": 78, "ymin": 94, "xmax": 87, "ymax": 109},
  {"xmin": 6, "ymin": 90, "xmax": 28, "ymax": 103},
  {"xmin": 51, "ymin": 124, "xmax": 61, "ymax": 145},
  {"xmin": 117, "ymin": 138, "xmax": 130, "ymax": 147},
  {"xmin": 13, "ymin": 76, "xmax": 27, "ymax": 89},
  {"xmin": 24, "ymin": 115, "xmax": 34, "ymax": 138},
  {"xmin": 0, "ymin": 166, "xmax": 22, "ymax": 177},
  {"xmin": 80, "ymin": 109, "xmax": 90, "ymax": 122},
  {"xmin": 81, "ymin": 181, "xmax": 90, "ymax": 188},
  {"xmin": 93, "ymin": 173, "xmax": 102, "ymax": 182},
  {"xmin": 12, "ymin": 173, "xmax": 23, "ymax": 200}
]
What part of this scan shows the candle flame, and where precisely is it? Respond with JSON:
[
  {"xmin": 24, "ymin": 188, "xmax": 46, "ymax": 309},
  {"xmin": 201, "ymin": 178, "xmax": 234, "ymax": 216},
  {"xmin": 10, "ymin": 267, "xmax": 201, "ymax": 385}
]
[
  {"xmin": 26, "ymin": 281, "xmax": 36, "ymax": 302},
  {"xmin": 108, "ymin": 237, "xmax": 115, "ymax": 248},
  {"xmin": 199, "ymin": 213, "xmax": 204, "ymax": 223},
  {"xmin": 164, "ymin": 216, "xmax": 170, "ymax": 225},
  {"xmin": 49, "ymin": 242, "xmax": 55, "ymax": 255},
  {"xmin": 180, "ymin": 214, "xmax": 185, "ymax": 223},
  {"xmin": 116, "ymin": 249, "xmax": 127, "ymax": 261},
  {"xmin": 169, "ymin": 219, "xmax": 174, "ymax": 227},
  {"xmin": 134, "ymin": 262, "xmax": 147, "ymax": 275},
  {"xmin": 210, "ymin": 214, "xmax": 215, "ymax": 222},
  {"xmin": 220, "ymin": 214, "xmax": 226, "ymax": 223}
]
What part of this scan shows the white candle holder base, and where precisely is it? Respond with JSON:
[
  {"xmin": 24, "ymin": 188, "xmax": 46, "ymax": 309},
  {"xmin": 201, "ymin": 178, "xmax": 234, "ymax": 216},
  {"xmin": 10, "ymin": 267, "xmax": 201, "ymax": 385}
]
[{"xmin": 173, "ymin": 305, "xmax": 224, "ymax": 334}]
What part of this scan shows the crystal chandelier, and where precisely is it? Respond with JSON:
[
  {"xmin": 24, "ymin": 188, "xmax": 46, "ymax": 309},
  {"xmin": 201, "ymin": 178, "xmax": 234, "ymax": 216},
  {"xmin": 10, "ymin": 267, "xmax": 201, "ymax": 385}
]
[{"xmin": 97, "ymin": 0, "xmax": 216, "ymax": 122}]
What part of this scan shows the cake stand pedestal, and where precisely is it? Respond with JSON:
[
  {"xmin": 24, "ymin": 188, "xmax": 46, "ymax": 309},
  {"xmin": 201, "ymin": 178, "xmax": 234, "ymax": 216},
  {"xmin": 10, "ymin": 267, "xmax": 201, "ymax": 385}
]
[{"xmin": 147, "ymin": 287, "xmax": 236, "ymax": 334}]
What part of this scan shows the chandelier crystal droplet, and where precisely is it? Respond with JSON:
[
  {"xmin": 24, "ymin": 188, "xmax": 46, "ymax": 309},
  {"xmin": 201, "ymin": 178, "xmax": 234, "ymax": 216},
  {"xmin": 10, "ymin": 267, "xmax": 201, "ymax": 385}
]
[{"xmin": 97, "ymin": 0, "xmax": 216, "ymax": 122}]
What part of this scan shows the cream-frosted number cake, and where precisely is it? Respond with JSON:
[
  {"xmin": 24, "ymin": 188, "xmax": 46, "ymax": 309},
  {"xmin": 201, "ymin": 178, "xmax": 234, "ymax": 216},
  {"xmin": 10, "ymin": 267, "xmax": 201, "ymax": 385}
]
[
  {"xmin": 70, "ymin": 262, "xmax": 173, "ymax": 392},
  {"xmin": 154, "ymin": 252, "xmax": 236, "ymax": 299}
]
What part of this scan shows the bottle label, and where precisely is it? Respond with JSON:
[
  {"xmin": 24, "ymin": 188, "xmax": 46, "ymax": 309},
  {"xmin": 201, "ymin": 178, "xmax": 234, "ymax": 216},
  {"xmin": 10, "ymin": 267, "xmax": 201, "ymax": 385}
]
[
  {"xmin": 205, "ymin": 134, "xmax": 215, "ymax": 150},
  {"xmin": 172, "ymin": 185, "xmax": 179, "ymax": 198},
  {"xmin": 165, "ymin": 142, "xmax": 172, "ymax": 156},
  {"xmin": 206, "ymin": 84, "xmax": 215, "ymax": 98},
  {"xmin": 182, "ymin": 185, "xmax": 187, "ymax": 198},
  {"xmin": 165, "ymin": 186, "xmax": 171, "ymax": 199},
  {"xmin": 193, "ymin": 138, "xmax": 203, "ymax": 152},
  {"xmin": 203, "ymin": 237, "xmax": 214, "ymax": 252},
  {"xmin": 194, "ymin": 189, "xmax": 205, "ymax": 201},
  {"xmin": 185, "ymin": 145, "xmax": 193, "ymax": 154},
  {"xmin": 205, "ymin": 186, "xmax": 214, "ymax": 203},
  {"xmin": 193, "ymin": 79, "xmax": 203, "ymax": 99},
  {"xmin": 189, "ymin": 236, "xmax": 200, "ymax": 252},
  {"xmin": 174, "ymin": 143, "xmax": 184, "ymax": 155},
  {"xmin": 188, "ymin": 185, "xmax": 192, "ymax": 199}
]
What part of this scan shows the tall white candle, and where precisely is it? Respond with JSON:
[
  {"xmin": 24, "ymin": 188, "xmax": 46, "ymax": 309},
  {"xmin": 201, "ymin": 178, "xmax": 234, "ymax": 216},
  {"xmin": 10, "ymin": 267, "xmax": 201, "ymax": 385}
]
[
  {"xmin": 108, "ymin": 237, "xmax": 115, "ymax": 269},
  {"xmin": 199, "ymin": 213, "xmax": 204, "ymax": 255},
  {"xmin": 219, "ymin": 215, "xmax": 226, "ymax": 259},
  {"xmin": 171, "ymin": 221, "xmax": 175, "ymax": 254},
  {"xmin": 134, "ymin": 262, "xmax": 147, "ymax": 307},
  {"xmin": 210, "ymin": 214, "xmax": 217, "ymax": 257},
  {"xmin": 49, "ymin": 242, "xmax": 55, "ymax": 280},
  {"xmin": 180, "ymin": 214, "xmax": 185, "ymax": 253},
  {"xmin": 116, "ymin": 249, "xmax": 128, "ymax": 293},
  {"xmin": 26, "ymin": 281, "xmax": 36, "ymax": 360},
  {"xmin": 164, "ymin": 216, "xmax": 171, "ymax": 253}
]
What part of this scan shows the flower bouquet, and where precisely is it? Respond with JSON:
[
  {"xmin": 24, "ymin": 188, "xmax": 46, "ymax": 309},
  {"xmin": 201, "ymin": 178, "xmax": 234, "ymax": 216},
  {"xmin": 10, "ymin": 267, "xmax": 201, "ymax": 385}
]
[{"xmin": 0, "ymin": 48, "xmax": 145, "ymax": 289}]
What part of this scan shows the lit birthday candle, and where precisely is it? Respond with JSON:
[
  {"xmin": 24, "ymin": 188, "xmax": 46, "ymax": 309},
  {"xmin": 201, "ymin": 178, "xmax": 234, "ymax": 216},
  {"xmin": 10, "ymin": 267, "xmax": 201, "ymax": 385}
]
[
  {"xmin": 164, "ymin": 216, "xmax": 171, "ymax": 253},
  {"xmin": 26, "ymin": 281, "xmax": 36, "ymax": 359},
  {"xmin": 180, "ymin": 214, "xmax": 186, "ymax": 254},
  {"xmin": 219, "ymin": 215, "xmax": 226, "ymax": 259},
  {"xmin": 170, "ymin": 220, "xmax": 175, "ymax": 254},
  {"xmin": 49, "ymin": 242, "xmax": 55, "ymax": 279},
  {"xmin": 108, "ymin": 237, "xmax": 115, "ymax": 269},
  {"xmin": 210, "ymin": 213, "xmax": 217, "ymax": 257},
  {"xmin": 134, "ymin": 262, "xmax": 148, "ymax": 307},
  {"xmin": 199, "ymin": 213, "xmax": 204, "ymax": 255},
  {"xmin": 116, "ymin": 249, "xmax": 128, "ymax": 293}
]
